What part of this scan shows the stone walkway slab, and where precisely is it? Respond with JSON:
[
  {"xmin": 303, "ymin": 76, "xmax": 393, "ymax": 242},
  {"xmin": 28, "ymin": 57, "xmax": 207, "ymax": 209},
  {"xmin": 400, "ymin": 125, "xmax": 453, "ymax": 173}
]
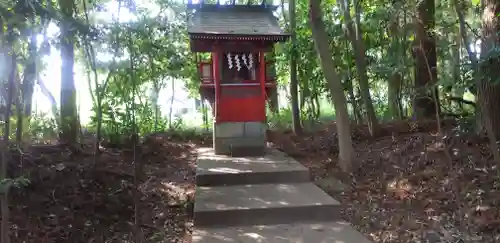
[
  {"xmin": 196, "ymin": 147, "xmax": 310, "ymax": 186},
  {"xmin": 193, "ymin": 221, "xmax": 372, "ymax": 243},
  {"xmin": 192, "ymin": 147, "xmax": 372, "ymax": 242},
  {"xmin": 194, "ymin": 183, "xmax": 342, "ymax": 226}
]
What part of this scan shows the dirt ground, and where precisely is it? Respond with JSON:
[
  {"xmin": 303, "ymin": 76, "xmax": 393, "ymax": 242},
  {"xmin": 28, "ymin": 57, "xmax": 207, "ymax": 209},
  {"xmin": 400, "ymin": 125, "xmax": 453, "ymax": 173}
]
[
  {"xmin": 9, "ymin": 133, "xmax": 206, "ymax": 243},
  {"xmin": 8, "ymin": 119, "xmax": 500, "ymax": 243},
  {"xmin": 269, "ymin": 119, "xmax": 500, "ymax": 243}
]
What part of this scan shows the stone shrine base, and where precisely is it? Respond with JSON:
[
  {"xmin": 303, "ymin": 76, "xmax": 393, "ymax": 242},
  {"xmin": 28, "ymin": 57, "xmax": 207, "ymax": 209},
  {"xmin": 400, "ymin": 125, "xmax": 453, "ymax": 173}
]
[{"xmin": 213, "ymin": 121, "xmax": 267, "ymax": 156}]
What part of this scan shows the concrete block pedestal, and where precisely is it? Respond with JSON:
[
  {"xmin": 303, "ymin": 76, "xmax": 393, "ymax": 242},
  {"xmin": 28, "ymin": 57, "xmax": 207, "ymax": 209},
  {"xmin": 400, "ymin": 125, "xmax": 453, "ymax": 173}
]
[{"xmin": 213, "ymin": 121, "xmax": 267, "ymax": 156}]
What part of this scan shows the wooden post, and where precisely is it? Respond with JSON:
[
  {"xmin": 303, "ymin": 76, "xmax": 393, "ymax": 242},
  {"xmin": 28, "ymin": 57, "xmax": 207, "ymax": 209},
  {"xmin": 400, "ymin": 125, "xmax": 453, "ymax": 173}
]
[
  {"xmin": 259, "ymin": 51, "xmax": 266, "ymax": 118},
  {"xmin": 213, "ymin": 47, "xmax": 220, "ymax": 123}
]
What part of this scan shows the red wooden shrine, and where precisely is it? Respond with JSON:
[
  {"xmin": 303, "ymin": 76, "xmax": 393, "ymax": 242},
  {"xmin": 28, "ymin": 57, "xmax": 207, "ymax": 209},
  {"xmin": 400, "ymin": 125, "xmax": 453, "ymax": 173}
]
[{"xmin": 187, "ymin": 3, "xmax": 289, "ymax": 123}]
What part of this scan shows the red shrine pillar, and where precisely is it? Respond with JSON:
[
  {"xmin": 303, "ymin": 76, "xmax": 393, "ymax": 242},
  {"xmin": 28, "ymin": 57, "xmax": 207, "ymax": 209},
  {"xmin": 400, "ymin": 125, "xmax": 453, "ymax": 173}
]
[{"xmin": 212, "ymin": 50, "xmax": 268, "ymax": 156}]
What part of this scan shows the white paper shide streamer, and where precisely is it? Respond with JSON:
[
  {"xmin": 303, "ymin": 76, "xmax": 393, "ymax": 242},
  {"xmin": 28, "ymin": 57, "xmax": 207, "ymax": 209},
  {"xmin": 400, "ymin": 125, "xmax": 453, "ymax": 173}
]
[
  {"xmin": 226, "ymin": 53, "xmax": 254, "ymax": 71},
  {"xmin": 235, "ymin": 54, "xmax": 241, "ymax": 71},
  {"xmin": 227, "ymin": 52, "xmax": 233, "ymax": 69},
  {"xmin": 242, "ymin": 54, "xmax": 248, "ymax": 69},
  {"xmin": 248, "ymin": 53, "xmax": 253, "ymax": 69}
]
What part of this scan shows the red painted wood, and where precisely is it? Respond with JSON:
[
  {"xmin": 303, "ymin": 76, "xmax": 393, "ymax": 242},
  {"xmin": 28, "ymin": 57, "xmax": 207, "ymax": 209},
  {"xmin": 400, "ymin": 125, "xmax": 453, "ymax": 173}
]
[
  {"xmin": 190, "ymin": 39, "xmax": 274, "ymax": 52},
  {"xmin": 196, "ymin": 58, "xmax": 276, "ymax": 84},
  {"xmin": 217, "ymin": 85, "xmax": 265, "ymax": 122},
  {"xmin": 204, "ymin": 49, "xmax": 272, "ymax": 123},
  {"xmin": 200, "ymin": 81, "xmax": 277, "ymax": 88}
]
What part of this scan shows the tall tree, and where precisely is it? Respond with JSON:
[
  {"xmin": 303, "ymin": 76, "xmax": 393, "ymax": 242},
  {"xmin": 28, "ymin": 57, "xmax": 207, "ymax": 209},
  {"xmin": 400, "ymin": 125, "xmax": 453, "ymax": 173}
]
[
  {"xmin": 387, "ymin": 9, "xmax": 403, "ymax": 120},
  {"xmin": 339, "ymin": 0, "xmax": 379, "ymax": 135},
  {"xmin": 309, "ymin": 0, "xmax": 354, "ymax": 172},
  {"xmin": 289, "ymin": 0, "xmax": 302, "ymax": 134},
  {"xmin": 58, "ymin": 0, "xmax": 78, "ymax": 144},
  {"xmin": 453, "ymin": 0, "xmax": 500, "ymax": 162},
  {"xmin": 413, "ymin": 0, "xmax": 439, "ymax": 119},
  {"xmin": 0, "ymin": 24, "xmax": 16, "ymax": 243},
  {"xmin": 479, "ymin": 0, "xmax": 500, "ymax": 138}
]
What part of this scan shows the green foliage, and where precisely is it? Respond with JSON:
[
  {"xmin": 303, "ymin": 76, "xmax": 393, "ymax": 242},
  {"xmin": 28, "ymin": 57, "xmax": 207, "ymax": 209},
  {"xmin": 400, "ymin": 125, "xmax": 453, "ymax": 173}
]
[
  {"xmin": 0, "ymin": 176, "xmax": 30, "ymax": 192},
  {"xmin": 0, "ymin": 112, "xmax": 58, "ymax": 141},
  {"xmin": 15, "ymin": 0, "xmax": 485, "ymax": 144},
  {"xmin": 267, "ymin": 107, "xmax": 295, "ymax": 129},
  {"xmin": 29, "ymin": 112, "xmax": 59, "ymax": 141},
  {"xmin": 268, "ymin": 103, "xmax": 337, "ymax": 130},
  {"xmin": 88, "ymin": 98, "xmax": 168, "ymax": 143}
]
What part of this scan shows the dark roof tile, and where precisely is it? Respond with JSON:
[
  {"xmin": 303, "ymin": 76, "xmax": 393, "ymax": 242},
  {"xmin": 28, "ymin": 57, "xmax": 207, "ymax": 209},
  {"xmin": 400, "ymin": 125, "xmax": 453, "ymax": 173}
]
[{"xmin": 187, "ymin": 5, "xmax": 287, "ymax": 36}]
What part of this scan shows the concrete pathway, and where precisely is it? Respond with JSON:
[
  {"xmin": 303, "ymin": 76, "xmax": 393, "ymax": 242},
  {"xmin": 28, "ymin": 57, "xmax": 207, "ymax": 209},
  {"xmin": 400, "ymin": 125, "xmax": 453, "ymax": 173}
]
[{"xmin": 193, "ymin": 147, "xmax": 372, "ymax": 243}]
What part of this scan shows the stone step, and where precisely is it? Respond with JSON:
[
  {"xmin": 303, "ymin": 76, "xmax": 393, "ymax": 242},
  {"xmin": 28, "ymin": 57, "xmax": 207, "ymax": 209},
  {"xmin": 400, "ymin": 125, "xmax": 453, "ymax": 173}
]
[
  {"xmin": 196, "ymin": 148, "xmax": 310, "ymax": 186},
  {"xmin": 194, "ymin": 183, "xmax": 342, "ymax": 227},
  {"xmin": 229, "ymin": 145, "xmax": 265, "ymax": 157},
  {"xmin": 193, "ymin": 221, "xmax": 373, "ymax": 243}
]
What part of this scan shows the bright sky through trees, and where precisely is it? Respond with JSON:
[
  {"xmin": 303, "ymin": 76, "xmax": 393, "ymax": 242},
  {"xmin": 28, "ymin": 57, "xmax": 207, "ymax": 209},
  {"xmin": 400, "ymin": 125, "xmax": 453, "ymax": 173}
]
[{"xmin": 34, "ymin": 0, "xmax": 192, "ymax": 125}]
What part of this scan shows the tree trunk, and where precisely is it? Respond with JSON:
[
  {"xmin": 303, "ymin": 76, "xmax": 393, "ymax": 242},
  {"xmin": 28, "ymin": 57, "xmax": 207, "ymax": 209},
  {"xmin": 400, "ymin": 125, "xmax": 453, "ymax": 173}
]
[
  {"xmin": 0, "ymin": 30, "xmax": 15, "ymax": 243},
  {"xmin": 289, "ymin": 0, "xmax": 302, "ymax": 134},
  {"xmin": 16, "ymin": 27, "xmax": 38, "ymax": 142},
  {"xmin": 266, "ymin": 51, "xmax": 279, "ymax": 113},
  {"xmin": 342, "ymin": 40, "xmax": 362, "ymax": 123},
  {"xmin": 201, "ymin": 94, "xmax": 209, "ymax": 131},
  {"xmin": 168, "ymin": 78, "xmax": 175, "ymax": 129},
  {"xmin": 347, "ymin": 85, "xmax": 362, "ymax": 123},
  {"xmin": 451, "ymin": 0, "xmax": 461, "ymax": 87},
  {"xmin": 309, "ymin": 0, "xmax": 354, "ymax": 172},
  {"xmin": 413, "ymin": 0, "xmax": 439, "ymax": 119},
  {"xmin": 299, "ymin": 68, "xmax": 311, "ymax": 119},
  {"xmin": 339, "ymin": 0, "xmax": 379, "ymax": 136},
  {"xmin": 388, "ymin": 73, "xmax": 403, "ymax": 120},
  {"xmin": 388, "ymin": 13, "xmax": 403, "ymax": 120},
  {"xmin": 480, "ymin": 0, "xmax": 500, "ymax": 138},
  {"xmin": 23, "ymin": 29, "xmax": 37, "ymax": 118},
  {"xmin": 452, "ymin": 0, "xmax": 500, "ymax": 162},
  {"xmin": 148, "ymin": 54, "xmax": 160, "ymax": 132},
  {"xmin": 59, "ymin": 0, "xmax": 78, "ymax": 144}
]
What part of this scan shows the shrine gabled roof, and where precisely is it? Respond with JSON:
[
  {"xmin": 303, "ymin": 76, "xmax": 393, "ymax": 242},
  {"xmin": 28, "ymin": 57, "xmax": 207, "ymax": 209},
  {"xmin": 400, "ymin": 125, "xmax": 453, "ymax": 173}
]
[{"xmin": 187, "ymin": 4, "xmax": 289, "ymax": 41}]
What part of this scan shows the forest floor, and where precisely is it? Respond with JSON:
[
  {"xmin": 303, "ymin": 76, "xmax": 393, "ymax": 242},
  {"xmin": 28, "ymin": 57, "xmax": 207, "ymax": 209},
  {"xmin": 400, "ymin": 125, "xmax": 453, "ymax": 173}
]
[
  {"xmin": 9, "ymin": 133, "xmax": 209, "ymax": 243},
  {"xmin": 269, "ymin": 119, "xmax": 500, "ymax": 243},
  {"xmin": 8, "ymin": 119, "xmax": 500, "ymax": 243}
]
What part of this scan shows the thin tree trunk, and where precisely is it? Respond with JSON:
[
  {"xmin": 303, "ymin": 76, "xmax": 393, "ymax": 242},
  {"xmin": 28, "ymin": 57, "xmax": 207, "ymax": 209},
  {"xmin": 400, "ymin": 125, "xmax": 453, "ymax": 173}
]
[
  {"xmin": 289, "ymin": 0, "xmax": 302, "ymax": 134},
  {"xmin": 339, "ymin": 0, "xmax": 379, "ymax": 135},
  {"xmin": 479, "ymin": 0, "xmax": 500, "ymax": 137},
  {"xmin": 201, "ymin": 94, "xmax": 208, "ymax": 131},
  {"xmin": 453, "ymin": 0, "xmax": 500, "ymax": 163},
  {"xmin": 20, "ymin": 26, "xmax": 37, "ymax": 138},
  {"xmin": 413, "ymin": 0, "xmax": 439, "ymax": 119},
  {"xmin": 168, "ymin": 78, "xmax": 175, "ymax": 129},
  {"xmin": 388, "ymin": 13, "xmax": 403, "ymax": 120},
  {"xmin": 475, "ymin": 0, "xmax": 500, "ymax": 164},
  {"xmin": 1, "ymin": 35, "xmax": 15, "ymax": 243},
  {"xmin": 310, "ymin": 0, "xmax": 354, "ymax": 172},
  {"xmin": 450, "ymin": 0, "xmax": 461, "ymax": 87},
  {"xmin": 59, "ymin": 0, "xmax": 78, "ymax": 144}
]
